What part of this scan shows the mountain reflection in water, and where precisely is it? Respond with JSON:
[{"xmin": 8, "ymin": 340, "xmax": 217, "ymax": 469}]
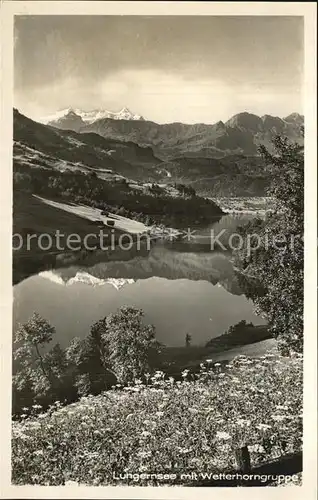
[{"xmin": 13, "ymin": 215, "xmax": 266, "ymax": 347}]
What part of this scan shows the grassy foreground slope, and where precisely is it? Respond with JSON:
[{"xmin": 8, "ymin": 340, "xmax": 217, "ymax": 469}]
[{"xmin": 12, "ymin": 352, "xmax": 302, "ymax": 486}]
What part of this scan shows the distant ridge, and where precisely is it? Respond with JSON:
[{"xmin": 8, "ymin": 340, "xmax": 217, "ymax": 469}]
[
  {"xmin": 13, "ymin": 107, "xmax": 304, "ymax": 197},
  {"xmin": 73, "ymin": 110, "xmax": 304, "ymax": 160}
]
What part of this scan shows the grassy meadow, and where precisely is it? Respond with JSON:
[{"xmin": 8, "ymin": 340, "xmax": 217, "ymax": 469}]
[{"xmin": 12, "ymin": 351, "xmax": 302, "ymax": 486}]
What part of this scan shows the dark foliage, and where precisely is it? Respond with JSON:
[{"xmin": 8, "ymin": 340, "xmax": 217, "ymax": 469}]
[
  {"xmin": 13, "ymin": 307, "xmax": 162, "ymax": 416},
  {"xmin": 234, "ymin": 135, "xmax": 304, "ymax": 354},
  {"xmin": 13, "ymin": 163, "xmax": 223, "ymax": 228}
]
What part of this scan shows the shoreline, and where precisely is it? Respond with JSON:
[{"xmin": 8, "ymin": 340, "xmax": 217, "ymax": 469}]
[{"xmin": 210, "ymin": 196, "xmax": 273, "ymax": 215}]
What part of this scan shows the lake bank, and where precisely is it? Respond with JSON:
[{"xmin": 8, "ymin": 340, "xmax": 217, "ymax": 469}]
[{"xmin": 211, "ymin": 196, "xmax": 273, "ymax": 215}]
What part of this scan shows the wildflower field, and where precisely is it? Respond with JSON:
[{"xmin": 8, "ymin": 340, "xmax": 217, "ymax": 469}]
[{"xmin": 12, "ymin": 351, "xmax": 303, "ymax": 486}]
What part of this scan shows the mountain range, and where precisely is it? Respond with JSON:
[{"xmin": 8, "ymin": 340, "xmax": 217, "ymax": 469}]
[
  {"xmin": 45, "ymin": 108, "xmax": 304, "ymax": 160},
  {"xmin": 14, "ymin": 108, "xmax": 304, "ymax": 197}
]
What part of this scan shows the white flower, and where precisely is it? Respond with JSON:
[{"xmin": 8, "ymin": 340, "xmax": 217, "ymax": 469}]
[
  {"xmin": 216, "ymin": 431, "xmax": 231, "ymax": 440},
  {"xmin": 271, "ymin": 415, "xmax": 286, "ymax": 422},
  {"xmin": 214, "ymin": 362, "xmax": 221, "ymax": 367},
  {"xmin": 139, "ymin": 465, "xmax": 149, "ymax": 472},
  {"xmin": 138, "ymin": 450, "xmax": 152, "ymax": 459},
  {"xmin": 237, "ymin": 419, "xmax": 251, "ymax": 427},
  {"xmin": 141, "ymin": 431, "xmax": 151, "ymax": 438},
  {"xmin": 256, "ymin": 423, "xmax": 272, "ymax": 431},
  {"xmin": 189, "ymin": 408, "xmax": 199, "ymax": 414},
  {"xmin": 33, "ymin": 450, "xmax": 44, "ymax": 456},
  {"xmin": 178, "ymin": 447, "xmax": 192, "ymax": 454},
  {"xmin": 156, "ymin": 411, "xmax": 164, "ymax": 417},
  {"xmin": 249, "ymin": 444, "xmax": 265, "ymax": 453}
]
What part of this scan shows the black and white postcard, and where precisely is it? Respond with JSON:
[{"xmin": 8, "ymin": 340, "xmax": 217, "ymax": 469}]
[{"xmin": 0, "ymin": 2, "xmax": 317, "ymax": 499}]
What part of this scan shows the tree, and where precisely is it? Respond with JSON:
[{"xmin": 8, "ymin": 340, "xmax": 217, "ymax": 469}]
[
  {"xmin": 13, "ymin": 313, "xmax": 79, "ymax": 412},
  {"xmin": 234, "ymin": 135, "xmax": 304, "ymax": 355},
  {"xmin": 185, "ymin": 333, "xmax": 192, "ymax": 348},
  {"xmin": 14, "ymin": 312, "xmax": 55, "ymax": 383},
  {"xmin": 43, "ymin": 343, "xmax": 77, "ymax": 401},
  {"xmin": 65, "ymin": 335, "xmax": 116, "ymax": 396},
  {"xmin": 89, "ymin": 306, "xmax": 161, "ymax": 384},
  {"xmin": 13, "ymin": 313, "xmax": 57, "ymax": 412}
]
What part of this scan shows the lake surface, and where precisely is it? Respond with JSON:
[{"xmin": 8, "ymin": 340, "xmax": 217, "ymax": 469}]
[{"xmin": 13, "ymin": 214, "xmax": 267, "ymax": 348}]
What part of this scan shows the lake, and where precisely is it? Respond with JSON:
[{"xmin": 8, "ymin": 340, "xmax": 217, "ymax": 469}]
[{"xmin": 13, "ymin": 214, "xmax": 267, "ymax": 348}]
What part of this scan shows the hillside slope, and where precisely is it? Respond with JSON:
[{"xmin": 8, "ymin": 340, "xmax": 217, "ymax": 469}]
[{"xmin": 14, "ymin": 109, "xmax": 161, "ymax": 181}]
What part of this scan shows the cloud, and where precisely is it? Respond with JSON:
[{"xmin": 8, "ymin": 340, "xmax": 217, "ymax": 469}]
[
  {"xmin": 14, "ymin": 15, "xmax": 304, "ymax": 123},
  {"xmin": 16, "ymin": 68, "xmax": 303, "ymax": 125}
]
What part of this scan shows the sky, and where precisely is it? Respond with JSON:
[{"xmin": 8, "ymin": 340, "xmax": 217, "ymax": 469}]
[{"xmin": 14, "ymin": 15, "xmax": 304, "ymax": 124}]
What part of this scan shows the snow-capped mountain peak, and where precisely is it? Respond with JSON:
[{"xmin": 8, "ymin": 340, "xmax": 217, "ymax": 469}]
[
  {"xmin": 40, "ymin": 108, "xmax": 77, "ymax": 124},
  {"xmin": 41, "ymin": 107, "xmax": 144, "ymax": 125}
]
